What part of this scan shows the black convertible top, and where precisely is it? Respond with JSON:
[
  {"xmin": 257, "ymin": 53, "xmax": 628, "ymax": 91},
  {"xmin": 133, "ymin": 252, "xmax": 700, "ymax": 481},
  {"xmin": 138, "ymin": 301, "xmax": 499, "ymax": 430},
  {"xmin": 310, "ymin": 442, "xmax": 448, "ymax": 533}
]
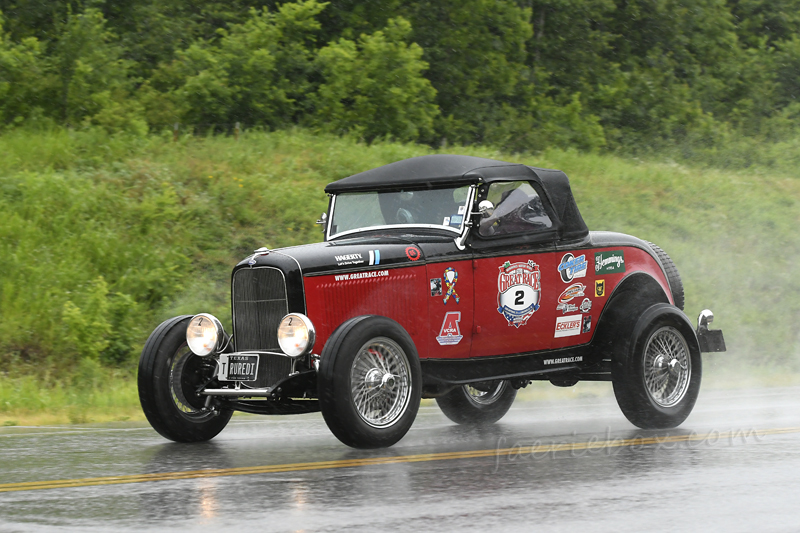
[{"xmin": 325, "ymin": 154, "xmax": 589, "ymax": 241}]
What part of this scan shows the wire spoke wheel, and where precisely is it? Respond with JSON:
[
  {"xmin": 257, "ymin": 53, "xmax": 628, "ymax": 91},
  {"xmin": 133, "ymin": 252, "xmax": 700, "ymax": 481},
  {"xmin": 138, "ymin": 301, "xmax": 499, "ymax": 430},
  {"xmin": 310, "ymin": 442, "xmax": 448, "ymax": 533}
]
[
  {"xmin": 169, "ymin": 344, "xmax": 215, "ymax": 418},
  {"xmin": 464, "ymin": 381, "xmax": 508, "ymax": 406},
  {"xmin": 436, "ymin": 379, "xmax": 516, "ymax": 425},
  {"xmin": 319, "ymin": 316, "xmax": 421, "ymax": 448},
  {"xmin": 612, "ymin": 307, "xmax": 702, "ymax": 430},
  {"xmin": 642, "ymin": 326, "xmax": 691, "ymax": 408},
  {"xmin": 350, "ymin": 337, "xmax": 412, "ymax": 428}
]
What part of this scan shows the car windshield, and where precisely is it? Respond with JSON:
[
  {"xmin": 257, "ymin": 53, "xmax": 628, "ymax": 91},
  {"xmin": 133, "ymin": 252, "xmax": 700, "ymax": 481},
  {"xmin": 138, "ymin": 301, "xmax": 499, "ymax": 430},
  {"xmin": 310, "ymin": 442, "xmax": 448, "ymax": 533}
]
[{"xmin": 329, "ymin": 186, "xmax": 471, "ymax": 239}]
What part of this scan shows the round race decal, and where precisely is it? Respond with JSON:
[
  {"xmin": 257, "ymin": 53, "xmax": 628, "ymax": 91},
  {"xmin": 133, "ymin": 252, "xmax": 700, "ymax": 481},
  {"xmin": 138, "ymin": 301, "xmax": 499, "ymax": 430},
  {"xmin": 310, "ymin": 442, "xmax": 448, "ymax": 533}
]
[{"xmin": 405, "ymin": 246, "xmax": 421, "ymax": 261}]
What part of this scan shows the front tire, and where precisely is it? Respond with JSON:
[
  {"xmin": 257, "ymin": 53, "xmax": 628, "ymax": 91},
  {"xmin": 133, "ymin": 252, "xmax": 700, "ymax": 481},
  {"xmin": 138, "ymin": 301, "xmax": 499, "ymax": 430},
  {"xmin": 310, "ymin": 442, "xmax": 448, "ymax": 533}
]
[
  {"xmin": 612, "ymin": 305, "xmax": 701, "ymax": 429},
  {"xmin": 138, "ymin": 316, "xmax": 232, "ymax": 442},
  {"xmin": 436, "ymin": 381, "xmax": 517, "ymax": 425},
  {"xmin": 318, "ymin": 316, "xmax": 421, "ymax": 448}
]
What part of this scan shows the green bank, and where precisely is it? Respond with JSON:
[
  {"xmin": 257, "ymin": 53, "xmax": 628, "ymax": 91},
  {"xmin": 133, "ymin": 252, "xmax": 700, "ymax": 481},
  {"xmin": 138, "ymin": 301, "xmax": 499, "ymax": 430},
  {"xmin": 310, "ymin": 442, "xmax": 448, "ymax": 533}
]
[{"xmin": 0, "ymin": 129, "xmax": 797, "ymax": 425}]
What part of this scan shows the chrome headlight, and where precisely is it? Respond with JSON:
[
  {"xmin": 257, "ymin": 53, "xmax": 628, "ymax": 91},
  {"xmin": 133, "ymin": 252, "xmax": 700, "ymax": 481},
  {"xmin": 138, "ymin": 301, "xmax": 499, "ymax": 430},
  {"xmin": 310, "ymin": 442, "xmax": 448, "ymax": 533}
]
[
  {"xmin": 277, "ymin": 313, "xmax": 316, "ymax": 358},
  {"xmin": 186, "ymin": 313, "xmax": 224, "ymax": 356}
]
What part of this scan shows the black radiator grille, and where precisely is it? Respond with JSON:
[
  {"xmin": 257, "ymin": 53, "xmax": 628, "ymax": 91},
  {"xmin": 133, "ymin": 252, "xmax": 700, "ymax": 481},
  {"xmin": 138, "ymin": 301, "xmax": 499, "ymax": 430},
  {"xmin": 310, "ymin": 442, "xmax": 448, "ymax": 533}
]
[{"xmin": 232, "ymin": 267, "xmax": 292, "ymax": 387}]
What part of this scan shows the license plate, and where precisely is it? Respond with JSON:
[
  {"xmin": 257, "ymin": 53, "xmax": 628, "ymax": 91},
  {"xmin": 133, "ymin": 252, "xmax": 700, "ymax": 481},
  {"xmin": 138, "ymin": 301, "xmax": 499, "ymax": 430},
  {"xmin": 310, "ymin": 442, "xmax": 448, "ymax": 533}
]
[{"xmin": 218, "ymin": 354, "xmax": 259, "ymax": 382}]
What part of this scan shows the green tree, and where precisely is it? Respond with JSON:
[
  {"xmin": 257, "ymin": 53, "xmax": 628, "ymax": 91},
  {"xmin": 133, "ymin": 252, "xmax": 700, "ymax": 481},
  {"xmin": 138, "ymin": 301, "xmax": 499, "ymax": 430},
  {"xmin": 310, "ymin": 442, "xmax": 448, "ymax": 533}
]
[
  {"xmin": 0, "ymin": 11, "xmax": 52, "ymax": 127},
  {"xmin": 314, "ymin": 0, "xmax": 401, "ymax": 41},
  {"xmin": 311, "ymin": 17, "xmax": 438, "ymax": 142},
  {"xmin": 405, "ymin": 0, "xmax": 533, "ymax": 144},
  {"xmin": 97, "ymin": 0, "xmax": 277, "ymax": 79},
  {"xmin": 729, "ymin": 0, "xmax": 800, "ymax": 48},
  {"xmin": 51, "ymin": 8, "xmax": 145, "ymax": 133},
  {"xmin": 573, "ymin": 0, "xmax": 750, "ymax": 145},
  {"xmin": 0, "ymin": 0, "xmax": 81, "ymax": 42},
  {"xmin": 147, "ymin": 0, "xmax": 326, "ymax": 128},
  {"xmin": 522, "ymin": 0, "xmax": 617, "ymax": 93}
]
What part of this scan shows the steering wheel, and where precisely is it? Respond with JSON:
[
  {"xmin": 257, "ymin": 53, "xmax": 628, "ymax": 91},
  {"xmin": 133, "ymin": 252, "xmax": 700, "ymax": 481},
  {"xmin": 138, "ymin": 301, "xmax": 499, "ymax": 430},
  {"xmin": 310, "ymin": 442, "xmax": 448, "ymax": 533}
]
[{"xmin": 396, "ymin": 208, "xmax": 414, "ymax": 224}]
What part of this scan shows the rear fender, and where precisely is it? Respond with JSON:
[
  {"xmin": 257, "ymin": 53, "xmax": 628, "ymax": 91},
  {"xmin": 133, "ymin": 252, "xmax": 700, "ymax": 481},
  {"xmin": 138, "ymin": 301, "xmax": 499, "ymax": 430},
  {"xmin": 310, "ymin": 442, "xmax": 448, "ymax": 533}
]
[
  {"xmin": 589, "ymin": 272, "xmax": 670, "ymax": 365},
  {"xmin": 629, "ymin": 303, "xmax": 700, "ymax": 359}
]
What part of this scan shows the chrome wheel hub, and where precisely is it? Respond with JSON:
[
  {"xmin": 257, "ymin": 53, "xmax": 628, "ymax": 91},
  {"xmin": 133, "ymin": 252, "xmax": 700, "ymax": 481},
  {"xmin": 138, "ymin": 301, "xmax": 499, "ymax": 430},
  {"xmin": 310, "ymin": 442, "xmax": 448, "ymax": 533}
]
[
  {"xmin": 350, "ymin": 337, "xmax": 411, "ymax": 428},
  {"xmin": 643, "ymin": 326, "xmax": 691, "ymax": 408}
]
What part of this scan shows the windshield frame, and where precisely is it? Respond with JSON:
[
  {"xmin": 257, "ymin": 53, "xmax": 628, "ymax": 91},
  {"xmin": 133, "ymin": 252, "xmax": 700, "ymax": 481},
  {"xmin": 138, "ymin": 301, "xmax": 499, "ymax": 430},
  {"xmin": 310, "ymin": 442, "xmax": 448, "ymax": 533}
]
[{"xmin": 326, "ymin": 185, "xmax": 476, "ymax": 242}]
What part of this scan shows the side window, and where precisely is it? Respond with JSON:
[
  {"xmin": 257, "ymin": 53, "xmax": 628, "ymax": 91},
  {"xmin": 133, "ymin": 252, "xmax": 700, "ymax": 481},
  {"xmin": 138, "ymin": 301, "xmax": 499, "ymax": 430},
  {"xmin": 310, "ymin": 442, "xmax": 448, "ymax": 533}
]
[{"xmin": 478, "ymin": 181, "xmax": 553, "ymax": 237}]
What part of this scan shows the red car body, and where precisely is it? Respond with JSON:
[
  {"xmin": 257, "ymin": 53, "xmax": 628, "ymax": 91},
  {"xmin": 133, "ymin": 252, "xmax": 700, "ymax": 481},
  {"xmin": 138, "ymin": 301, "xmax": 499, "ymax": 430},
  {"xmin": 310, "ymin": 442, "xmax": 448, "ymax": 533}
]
[{"xmin": 138, "ymin": 155, "xmax": 726, "ymax": 448}]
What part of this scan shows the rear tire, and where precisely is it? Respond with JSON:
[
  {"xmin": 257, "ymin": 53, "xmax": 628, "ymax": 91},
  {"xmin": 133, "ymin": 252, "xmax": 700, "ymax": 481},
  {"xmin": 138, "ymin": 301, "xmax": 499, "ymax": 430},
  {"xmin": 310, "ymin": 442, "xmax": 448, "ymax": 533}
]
[
  {"xmin": 612, "ymin": 305, "xmax": 701, "ymax": 429},
  {"xmin": 436, "ymin": 381, "xmax": 517, "ymax": 425},
  {"xmin": 318, "ymin": 316, "xmax": 421, "ymax": 448},
  {"xmin": 138, "ymin": 316, "xmax": 232, "ymax": 442},
  {"xmin": 647, "ymin": 242, "xmax": 684, "ymax": 310}
]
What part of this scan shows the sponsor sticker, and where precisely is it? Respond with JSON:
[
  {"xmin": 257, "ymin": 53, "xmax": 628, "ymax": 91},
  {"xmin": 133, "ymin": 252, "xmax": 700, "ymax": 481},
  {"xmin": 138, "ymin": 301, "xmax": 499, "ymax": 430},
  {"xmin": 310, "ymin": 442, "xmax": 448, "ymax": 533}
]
[
  {"xmin": 449, "ymin": 214, "xmax": 463, "ymax": 227},
  {"xmin": 443, "ymin": 216, "xmax": 451, "ymax": 226},
  {"xmin": 554, "ymin": 314, "xmax": 582, "ymax": 338},
  {"xmin": 443, "ymin": 267, "xmax": 460, "ymax": 304},
  {"xmin": 543, "ymin": 355, "xmax": 584, "ymax": 365},
  {"xmin": 497, "ymin": 260, "xmax": 541, "ymax": 328},
  {"xmin": 582, "ymin": 315, "xmax": 592, "ymax": 333},
  {"xmin": 368, "ymin": 249, "xmax": 381, "ymax": 266},
  {"xmin": 579, "ymin": 298, "xmax": 592, "ymax": 313},
  {"xmin": 334, "ymin": 270, "xmax": 389, "ymax": 282},
  {"xmin": 335, "ymin": 253, "xmax": 364, "ymax": 266},
  {"xmin": 430, "ymin": 278, "xmax": 442, "ymax": 297},
  {"xmin": 458, "ymin": 205, "xmax": 467, "ymax": 215},
  {"xmin": 436, "ymin": 312, "xmax": 464, "ymax": 345},
  {"xmin": 558, "ymin": 253, "xmax": 588, "ymax": 282},
  {"xmin": 595, "ymin": 250, "xmax": 625, "ymax": 274},
  {"xmin": 406, "ymin": 246, "xmax": 421, "ymax": 261},
  {"xmin": 595, "ymin": 279, "xmax": 605, "ymax": 297},
  {"xmin": 557, "ymin": 283, "xmax": 586, "ymax": 313}
]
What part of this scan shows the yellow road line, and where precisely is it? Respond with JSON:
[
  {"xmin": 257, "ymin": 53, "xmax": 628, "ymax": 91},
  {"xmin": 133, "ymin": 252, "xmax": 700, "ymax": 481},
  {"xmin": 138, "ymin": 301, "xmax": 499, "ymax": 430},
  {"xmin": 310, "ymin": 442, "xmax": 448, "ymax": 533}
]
[{"xmin": 1, "ymin": 426, "xmax": 798, "ymax": 494}]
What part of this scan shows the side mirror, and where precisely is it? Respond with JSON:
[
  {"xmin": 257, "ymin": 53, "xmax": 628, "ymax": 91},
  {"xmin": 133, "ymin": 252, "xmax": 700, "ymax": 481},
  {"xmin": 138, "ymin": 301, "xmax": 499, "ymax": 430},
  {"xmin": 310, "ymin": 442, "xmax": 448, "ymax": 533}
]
[
  {"xmin": 478, "ymin": 200, "xmax": 494, "ymax": 217},
  {"xmin": 316, "ymin": 212, "xmax": 328, "ymax": 226}
]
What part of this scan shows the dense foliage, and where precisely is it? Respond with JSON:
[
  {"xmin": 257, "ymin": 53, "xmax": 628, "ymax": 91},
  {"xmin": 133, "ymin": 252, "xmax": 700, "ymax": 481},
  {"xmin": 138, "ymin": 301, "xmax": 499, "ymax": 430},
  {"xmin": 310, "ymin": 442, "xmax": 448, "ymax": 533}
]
[{"xmin": 2, "ymin": 0, "xmax": 800, "ymax": 151}]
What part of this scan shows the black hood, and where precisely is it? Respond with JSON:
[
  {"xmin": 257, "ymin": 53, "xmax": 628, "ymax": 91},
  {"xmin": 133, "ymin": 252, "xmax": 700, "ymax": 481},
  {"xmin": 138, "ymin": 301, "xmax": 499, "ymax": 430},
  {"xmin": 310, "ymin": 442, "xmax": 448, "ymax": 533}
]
[{"xmin": 238, "ymin": 236, "xmax": 431, "ymax": 276}]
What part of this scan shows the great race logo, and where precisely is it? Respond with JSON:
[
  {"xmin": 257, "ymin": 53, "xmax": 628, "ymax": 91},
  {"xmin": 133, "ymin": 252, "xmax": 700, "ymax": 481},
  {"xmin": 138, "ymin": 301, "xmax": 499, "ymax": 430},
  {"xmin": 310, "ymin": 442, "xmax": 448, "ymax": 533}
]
[{"xmin": 497, "ymin": 260, "xmax": 541, "ymax": 328}]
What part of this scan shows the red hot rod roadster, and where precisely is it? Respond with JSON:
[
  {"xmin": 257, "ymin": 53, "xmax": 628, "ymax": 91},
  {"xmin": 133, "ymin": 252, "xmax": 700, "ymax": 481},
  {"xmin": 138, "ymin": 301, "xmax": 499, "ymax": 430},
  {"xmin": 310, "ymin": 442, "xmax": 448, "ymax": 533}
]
[{"xmin": 138, "ymin": 155, "xmax": 726, "ymax": 448}]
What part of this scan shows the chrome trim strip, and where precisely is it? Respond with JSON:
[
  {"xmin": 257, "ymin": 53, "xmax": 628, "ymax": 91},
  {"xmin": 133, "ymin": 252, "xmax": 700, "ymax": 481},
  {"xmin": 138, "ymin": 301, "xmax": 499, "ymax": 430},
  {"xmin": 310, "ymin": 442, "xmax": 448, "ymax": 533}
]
[
  {"xmin": 326, "ymin": 191, "xmax": 469, "ymax": 241},
  {"xmin": 454, "ymin": 185, "xmax": 477, "ymax": 250},
  {"xmin": 271, "ymin": 250, "xmax": 306, "ymax": 315},
  {"xmin": 331, "ymin": 223, "xmax": 461, "ymax": 240},
  {"xmin": 224, "ymin": 350, "xmax": 291, "ymax": 358},
  {"xmin": 216, "ymin": 350, "xmax": 321, "ymax": 360},
  {"xmin": 201, "ymin": 388, "xmax": 273, "ymax": 397}
]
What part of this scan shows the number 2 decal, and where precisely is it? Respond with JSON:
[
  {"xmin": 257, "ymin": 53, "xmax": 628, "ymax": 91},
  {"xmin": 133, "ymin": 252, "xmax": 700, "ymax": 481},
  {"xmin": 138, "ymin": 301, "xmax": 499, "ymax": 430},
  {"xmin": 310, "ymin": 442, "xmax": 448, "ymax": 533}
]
[{"xmin": 514, "ymin": 290, "xmax": 525, "ymax": 305}]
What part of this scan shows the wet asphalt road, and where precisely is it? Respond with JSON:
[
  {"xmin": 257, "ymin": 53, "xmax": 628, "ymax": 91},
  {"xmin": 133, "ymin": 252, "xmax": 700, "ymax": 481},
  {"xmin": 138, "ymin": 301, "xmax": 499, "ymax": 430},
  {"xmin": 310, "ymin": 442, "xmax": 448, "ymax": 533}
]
[{"xmin": 1, "ymin": 386, "xmax": 799, "ymax": 532}]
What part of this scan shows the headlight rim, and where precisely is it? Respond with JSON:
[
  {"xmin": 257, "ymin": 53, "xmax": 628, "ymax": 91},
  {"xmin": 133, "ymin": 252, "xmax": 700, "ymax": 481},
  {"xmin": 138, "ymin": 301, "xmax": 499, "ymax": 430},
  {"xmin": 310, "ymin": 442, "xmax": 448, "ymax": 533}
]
[
  {"xmin": 186, "ymin": 312, "xmax": 225, "ymax": 357},
  {"xmin": 277, "ymin": 313, "xmax": 316, "ymax": 358}
]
